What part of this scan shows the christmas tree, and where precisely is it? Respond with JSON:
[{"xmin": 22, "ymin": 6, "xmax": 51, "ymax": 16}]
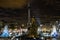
[{"xmin": 28, "ymin": 17, "xmax": 38, "ymax": 38}]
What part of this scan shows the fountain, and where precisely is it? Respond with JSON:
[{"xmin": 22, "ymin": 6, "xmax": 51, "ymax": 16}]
[
  {"xmin": 51, "ymin": 25, "xmax": 58, "ymax": 40},
  {"xmin": 1, "ymin": 25, "xmax": 9, "ymax": 37},
  {"xmin": 51, "ymin": 25, "xmax": 58, "ymax": 38}
]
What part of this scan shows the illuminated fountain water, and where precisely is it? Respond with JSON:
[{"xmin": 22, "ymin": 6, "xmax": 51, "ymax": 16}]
[
  {"xmin": 1, "ymin": 25, "xmax": 9, "ymax": 37},
  {"xmin": 51, "ymin": 25, "xmax": 58, "ymax": 40}
]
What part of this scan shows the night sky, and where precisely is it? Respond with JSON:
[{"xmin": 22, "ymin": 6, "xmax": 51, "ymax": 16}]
[
  {"xmin": 0, "ymin": 0, "xmax": 59, "ymax": 24},
  {"xmin": 0, "ymin": 0, "xmax": 28, "ymax": 8},
  {"xmin": 0, "ymin": 0, "xmax": 59, "ymax": 21}
]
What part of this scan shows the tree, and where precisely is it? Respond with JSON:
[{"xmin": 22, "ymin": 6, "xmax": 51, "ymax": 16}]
[{"xmin": 28, "ymin": 17, "xmax": 38, "ymax": 38}]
